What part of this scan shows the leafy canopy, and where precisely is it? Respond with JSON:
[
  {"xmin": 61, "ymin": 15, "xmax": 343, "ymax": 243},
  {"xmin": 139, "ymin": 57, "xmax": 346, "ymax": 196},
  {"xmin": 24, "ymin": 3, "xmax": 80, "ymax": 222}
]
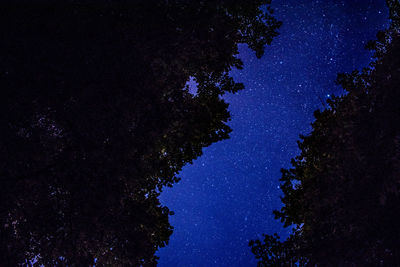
[
  {"xmin": 0, "ymin": 1, "xmax": 281, "ymax": 266},
  {"xmin": 250, "ymin": 1, "xmax": 400, "ymax": 266}
]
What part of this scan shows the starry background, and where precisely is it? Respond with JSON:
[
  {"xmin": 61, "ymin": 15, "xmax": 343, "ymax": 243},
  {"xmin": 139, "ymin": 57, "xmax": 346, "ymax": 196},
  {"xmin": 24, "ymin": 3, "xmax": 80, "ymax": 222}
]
[{"xmin": 157, "ymin": 0, "xmax": 389, "ymax": 266}]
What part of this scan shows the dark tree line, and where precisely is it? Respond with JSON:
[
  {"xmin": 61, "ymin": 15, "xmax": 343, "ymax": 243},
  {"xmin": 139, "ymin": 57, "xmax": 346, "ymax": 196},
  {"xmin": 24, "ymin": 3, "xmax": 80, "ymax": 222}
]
[
  {"xmin": 0, "ymin": 1, "xmax": 281, "ymax": 265},
  {"xmin": 250, "ymin": 1, "xmax": 400, "ymax": 266}
]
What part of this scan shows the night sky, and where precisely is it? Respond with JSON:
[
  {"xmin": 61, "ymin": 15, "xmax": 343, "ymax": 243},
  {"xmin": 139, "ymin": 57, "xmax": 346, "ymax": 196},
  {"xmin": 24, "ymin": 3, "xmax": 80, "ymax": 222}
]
[{"xmin": 157, "ymin": 1, "xmax": 389, "ymax": 266}]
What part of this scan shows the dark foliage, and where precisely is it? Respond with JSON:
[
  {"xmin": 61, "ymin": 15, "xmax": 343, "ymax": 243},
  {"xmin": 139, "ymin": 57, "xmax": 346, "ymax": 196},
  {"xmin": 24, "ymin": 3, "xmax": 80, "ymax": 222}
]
[
  {"xmin": 0, "ymin": 1, "xmax": 281, "ymax": 265},
  {"xmin": 250, "ymin": 1, "xmax": 400, "ymax": 266}
]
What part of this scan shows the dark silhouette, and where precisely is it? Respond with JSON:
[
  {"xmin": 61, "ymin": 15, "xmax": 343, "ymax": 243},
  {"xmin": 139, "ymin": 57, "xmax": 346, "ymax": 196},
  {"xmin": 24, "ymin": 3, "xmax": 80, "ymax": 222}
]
[
  {"xmin": 0, "ymin": 1, "xmax": 281, "ymax": 265},
  {"xmin": 250, "ymin": 0, "xmax": 400, "ymax": 266}
]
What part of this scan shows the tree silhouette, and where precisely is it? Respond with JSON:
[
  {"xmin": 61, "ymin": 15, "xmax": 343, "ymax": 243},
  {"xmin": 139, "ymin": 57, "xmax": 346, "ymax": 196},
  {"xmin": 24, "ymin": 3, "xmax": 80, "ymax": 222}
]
[
  {"xmin": 250, "ymin": 1, "xmax": 400, "ymax": 266},
  {"xmin": 0, "ymin": 1, "xmax": 281, "ymax": 265}
]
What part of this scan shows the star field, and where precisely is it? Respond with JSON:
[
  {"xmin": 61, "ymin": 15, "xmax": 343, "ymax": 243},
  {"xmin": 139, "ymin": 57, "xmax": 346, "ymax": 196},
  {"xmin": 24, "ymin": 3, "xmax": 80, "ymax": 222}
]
[{"xmin": 157, "ymin": 1, "xmax": 389, "ymax": 266}]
